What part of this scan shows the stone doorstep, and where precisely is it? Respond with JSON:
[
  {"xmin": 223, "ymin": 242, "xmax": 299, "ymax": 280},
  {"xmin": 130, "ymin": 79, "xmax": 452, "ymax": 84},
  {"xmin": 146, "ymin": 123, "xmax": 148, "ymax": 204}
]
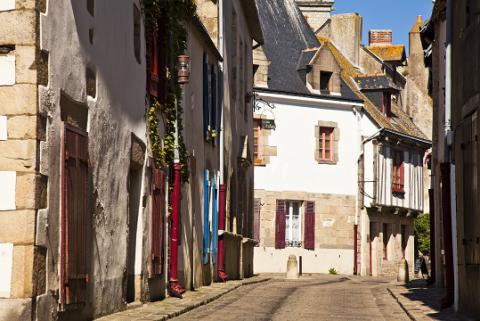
[{"xmin": 95, "ymin": 276, "xmax": 270, "ymax": 321}]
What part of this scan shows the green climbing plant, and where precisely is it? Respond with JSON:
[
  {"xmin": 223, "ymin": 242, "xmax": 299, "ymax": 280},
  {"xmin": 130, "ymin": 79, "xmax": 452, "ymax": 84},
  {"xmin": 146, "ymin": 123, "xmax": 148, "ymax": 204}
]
[
  {"xmin": 414, "ymin": 213, "xmax": 430, "ymax": 256},
  {"xmin": 143, "ymin": 0, "xmax": 196, "ymax": 181}
]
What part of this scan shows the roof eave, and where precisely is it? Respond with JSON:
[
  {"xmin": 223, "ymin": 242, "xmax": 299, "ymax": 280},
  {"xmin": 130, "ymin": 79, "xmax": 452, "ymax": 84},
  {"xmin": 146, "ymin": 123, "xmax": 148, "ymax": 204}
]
[{"xmin": 243, "ymin": 0, "xmax": 264, "ymax": 45}]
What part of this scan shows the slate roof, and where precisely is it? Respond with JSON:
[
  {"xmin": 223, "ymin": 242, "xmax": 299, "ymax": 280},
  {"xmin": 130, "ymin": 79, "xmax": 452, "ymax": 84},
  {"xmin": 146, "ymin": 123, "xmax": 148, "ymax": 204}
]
[
  {"xmin": 318, "ymin": 36, "xmax": 428, "ymax": 140},
  {"xmin": 255, "ymin": 0, "xmax": 319, "ymax": 94},
  {"xmin": 366, "ymin": 45, "xmax": 406, "ymax": 63},
  {"xmin": 354, "ymin": 75, "xmax": 401, "ymax": 91}
]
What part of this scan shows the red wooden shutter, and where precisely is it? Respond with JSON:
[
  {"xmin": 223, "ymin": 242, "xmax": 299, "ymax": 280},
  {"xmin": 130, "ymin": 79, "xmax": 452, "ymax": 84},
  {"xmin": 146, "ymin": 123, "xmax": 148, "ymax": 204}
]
[
  {"xmin": 304, "ymin": 201, "xmax": 315, "ymax": 250},
  {"xmin": 253, "ymin": 198, "xmax": 261, "ymax": 242},
  {"xmin": 150, "ymin": 168, "xmax": 165, "ymax": 276},
  {"xmin": 392, "ymin": 150, "xmax": 405, "ymax": 193},
  {"xmin": 275, "ymin": 200, "xmax": 286, "ymax": 249},
  {"xmin": 149, "ymin": 36, "xmax": 159, "ymax": 97},
  {"xmin": 61, "ymin": 124, "xmax": 89, "ymax": 307}
]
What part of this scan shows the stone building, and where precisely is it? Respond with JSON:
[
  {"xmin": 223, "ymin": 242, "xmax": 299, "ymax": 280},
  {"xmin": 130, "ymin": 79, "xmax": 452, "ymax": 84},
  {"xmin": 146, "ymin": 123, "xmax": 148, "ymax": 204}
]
[
  {"xmin": 252, "ymin": 0, "xmax": 430, "ymax": 277},
  {"xmin": 422, "ymin": 0, "xmax": 480, "ymax": 317},
  {"xmin": 0, "ymin": 0, "xmax": 262, "ymax": 320},
  {"xmin": 0, "ymin": 0, "xmax": 148, "ymax": 319}
]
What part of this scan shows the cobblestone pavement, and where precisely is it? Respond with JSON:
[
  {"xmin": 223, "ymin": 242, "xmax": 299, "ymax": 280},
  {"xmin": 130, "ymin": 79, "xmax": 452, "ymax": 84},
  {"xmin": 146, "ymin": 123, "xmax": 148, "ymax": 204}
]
[
  {"xmin": 171, "ymin": 275, "xmax": 411, "ymax": 321},
  {"xmin": 388, "ymin": 279, "xmax": 471, "ymax": 321}
]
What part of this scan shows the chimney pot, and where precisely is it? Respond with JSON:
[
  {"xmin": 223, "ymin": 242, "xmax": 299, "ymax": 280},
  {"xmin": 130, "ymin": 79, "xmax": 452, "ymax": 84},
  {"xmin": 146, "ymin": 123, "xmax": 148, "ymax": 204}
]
[{"xmin": 369, "ymin": 29, "xmax": 393, "ymax": 46}]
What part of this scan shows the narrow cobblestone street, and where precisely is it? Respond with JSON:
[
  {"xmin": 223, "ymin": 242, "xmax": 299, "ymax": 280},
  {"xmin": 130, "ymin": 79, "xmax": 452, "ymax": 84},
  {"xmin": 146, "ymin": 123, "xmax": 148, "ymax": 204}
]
[{"xmin": 171, "ymin": 275, "xmax": 411, "ymax": 321}]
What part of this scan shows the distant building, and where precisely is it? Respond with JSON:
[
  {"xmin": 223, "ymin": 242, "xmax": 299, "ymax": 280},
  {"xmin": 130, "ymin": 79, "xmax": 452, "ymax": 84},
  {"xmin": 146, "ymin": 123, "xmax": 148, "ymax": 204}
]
[{"xmin": 252, "ymin": 0, "xmax": 431, "ymax": 278}]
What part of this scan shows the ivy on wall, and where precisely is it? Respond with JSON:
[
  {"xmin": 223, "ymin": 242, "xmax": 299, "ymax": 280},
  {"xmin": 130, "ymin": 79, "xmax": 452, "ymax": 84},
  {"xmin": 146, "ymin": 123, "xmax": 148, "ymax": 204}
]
[{"xmin": 143, "ymin": 0, "xmax": 196, "ymax": 181}]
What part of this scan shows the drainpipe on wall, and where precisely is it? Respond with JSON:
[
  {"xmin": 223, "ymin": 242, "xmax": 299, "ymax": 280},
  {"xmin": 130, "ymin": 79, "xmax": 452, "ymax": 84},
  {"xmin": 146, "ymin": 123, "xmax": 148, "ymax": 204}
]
[
  {"xmin": 217, "ymin": 0, "xmax": 228, "ymax": 282},
  {"xmin": 353, "ymin": 105, "xmax": 362, "ymax": 275},
  {"xmin": 442, "ymin": 0, "xmax": 458, "ymax": 310},
  {"xmin": 168, "ymin": 53, "xmax": 190, "ymax": 298}
]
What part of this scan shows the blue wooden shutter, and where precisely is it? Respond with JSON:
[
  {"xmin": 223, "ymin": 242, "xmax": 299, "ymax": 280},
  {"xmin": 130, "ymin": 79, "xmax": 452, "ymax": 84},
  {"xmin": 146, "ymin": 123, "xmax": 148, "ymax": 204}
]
[
  {"xmin": 304, "ymin": 201, "xmax": 315, "ymax": 250},
  {"xmin": 202, "ymin": 53, "xmax": 209, "ymax": 139},
  {"xmin": 203, "ymin": 169, "xmax": 210, "ymax": 264},
  {"xmin": 211, "ymin": 174, "xmax": 218, "ymax": 264},
  {"xmin": 211, "ymin": 65, "xmax": 217, "ymax": 134}
]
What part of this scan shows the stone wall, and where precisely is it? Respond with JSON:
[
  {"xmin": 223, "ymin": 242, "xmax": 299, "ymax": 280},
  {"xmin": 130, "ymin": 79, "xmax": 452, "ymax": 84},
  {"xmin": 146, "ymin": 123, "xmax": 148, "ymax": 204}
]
[
  {"xmin": 255, "ymin": 190, "xmax": 355, "ymax": 249},
  {"xmin": 367, "ymin": 209, "xmax": 415, "ymax": 279},
  {"xmin": 0, "ymin": 1, "xmax": 40, "ymax": 320}
]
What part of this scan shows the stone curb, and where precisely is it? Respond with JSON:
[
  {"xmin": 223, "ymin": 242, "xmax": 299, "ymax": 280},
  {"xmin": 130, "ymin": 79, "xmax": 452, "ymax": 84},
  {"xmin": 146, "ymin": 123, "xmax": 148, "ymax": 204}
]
[
  {"xmin": 387, "ymin": 288, "xmax": 416, "ymax": 321},
  {"xmin": 96, "ymin": 276, "xmax": 271, "ymax": 321}
]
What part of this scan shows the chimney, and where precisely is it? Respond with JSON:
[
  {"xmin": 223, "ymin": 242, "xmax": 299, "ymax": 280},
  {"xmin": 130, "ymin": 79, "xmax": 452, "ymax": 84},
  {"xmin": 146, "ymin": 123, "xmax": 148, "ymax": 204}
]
[
  {"xmin": 368, "ymin": 29, "xmax": 393, "ymax": 46},
  {"xmin": 295, "ymin": 0, "xmax": 335, "ymax": 32}
]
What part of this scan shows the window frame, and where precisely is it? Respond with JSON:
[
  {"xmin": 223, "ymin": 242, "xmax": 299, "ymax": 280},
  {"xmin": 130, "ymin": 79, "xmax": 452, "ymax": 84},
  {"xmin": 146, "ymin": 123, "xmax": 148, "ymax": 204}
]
[
  {"xmin": 285, "ymin": 201, "xmax": 302, "ymax": 248},
  {"xmin": 319, "ymin": 126, "xmax": 334, "ymax": 162},
  {"xmin": 392, "ymin": 150, "xmax": 405, "ymax": 194}
]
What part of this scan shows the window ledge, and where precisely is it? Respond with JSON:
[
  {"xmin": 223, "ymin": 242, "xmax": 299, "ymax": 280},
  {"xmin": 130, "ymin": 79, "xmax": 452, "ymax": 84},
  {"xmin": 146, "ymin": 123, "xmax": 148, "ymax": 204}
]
[{"xmin": 317, "ymin": 160, "xmax": 337, "ymax": 165}]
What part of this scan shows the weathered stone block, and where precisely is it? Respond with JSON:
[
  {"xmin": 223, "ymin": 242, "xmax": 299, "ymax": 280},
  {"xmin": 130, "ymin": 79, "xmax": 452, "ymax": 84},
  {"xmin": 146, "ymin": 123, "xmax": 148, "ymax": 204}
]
[
  {"xmin": 0, "ymin": 298, "xmax": 32, "ymax": 321},
  {"xmin": 16, "ymin": 0, "xmax": 36, "ymax": 10},
  {"xmin": 0, "ymin": 210, "xmax": 35, "ymax": 244},
  {"xmin": 10, "ymin": 244, "xmax": 34, "ymax": 298},
  {"xmin": 14, "ymin": 46, "xmax": 36, "ymax": 84},
  {"xmin": 7, "ymin": 115, "xmax": 37, "ymax": 139},
  {"xmin": 0, "ymin": 84, "xmax": 37, "ymax": 115},
  {"xmin": 0, "ymin": 10, "xmax": 36, "ymax": 45},
  {"xmin": 0, "ymin": 140, "xmax": 37, "ymax": 171},
  {"xmin": 15, "ymin": 172, "xmax": 45, "ymax": 209},
  {"xmin": 35, "ymin": 208, "xmax": 48, "ymax": 247}
]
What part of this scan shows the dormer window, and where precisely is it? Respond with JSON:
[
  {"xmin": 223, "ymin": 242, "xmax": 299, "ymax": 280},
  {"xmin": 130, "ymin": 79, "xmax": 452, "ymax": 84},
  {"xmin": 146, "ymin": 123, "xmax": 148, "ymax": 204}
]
[
  {"xmin": 320, "ymin": 71, "xmax": 332, "ymax": 92},
  {"xmin": 382, "ymin": 92, "xmax": 392, "ymax": 118}
]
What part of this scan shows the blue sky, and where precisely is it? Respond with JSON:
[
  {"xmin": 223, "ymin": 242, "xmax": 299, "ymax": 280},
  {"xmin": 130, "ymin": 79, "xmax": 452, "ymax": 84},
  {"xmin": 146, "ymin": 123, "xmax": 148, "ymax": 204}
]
[{"xmin": 333, "ymin": 0, "xmax": 434, "ymax": 54}]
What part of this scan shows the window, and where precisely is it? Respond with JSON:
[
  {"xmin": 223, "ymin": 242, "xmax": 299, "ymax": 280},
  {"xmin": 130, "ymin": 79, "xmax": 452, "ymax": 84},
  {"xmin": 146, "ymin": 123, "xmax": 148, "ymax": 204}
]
[
  {"xmin": 392, "ymin": 150, "xmax": 405, "ymax": 193},
  {"xmin": 315, "ymin": 121, "xmax": 338, "ymax": 164},
  {"xmin": 320, "ymin": 71, "xmax": 332, "ymax": 91},
  {"xmin": 133, "ymin": 4, "xmax": 141, "ymax": 64},
  {"xmin": 86, "ymin": 67, "xmax": 96, "ymax": 98},
  {"xmin": 202, "ymin": 54, "xmax": 219, "ymax": 142},
  {"xmin": 382, "ymin": 92, "xmax": 392, "ymax": 117},
  {"xmin": 285, "ymin": 201, "xmax": 302, "ymax": 247},
  {"xmin": 319, "ymin": 127, "xmax": 334, "ymax": 161},
  {"xmin": 253, "ymin": 119, "xmax": 263, "ymax": 165},
  {"xmin": 60, "ymin": 124, "xmax": 90, "ymax": 308},
  {"xmin": 275, "ymin": 200, "xmax": 315, "ymax": 249}
]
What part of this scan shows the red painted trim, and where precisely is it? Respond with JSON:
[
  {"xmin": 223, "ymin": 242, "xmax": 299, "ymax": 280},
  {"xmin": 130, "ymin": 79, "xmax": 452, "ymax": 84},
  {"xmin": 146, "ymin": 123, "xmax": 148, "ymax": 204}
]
[
  {"xmin": 169, "ymin": 163, "xmax": 181, "ymax": 282},
  {"xmin": 60, "ymin": 122, "xmax": 66, "ymax": 309},
  {"xmin": 217, "ymin": 184, "xmax": 227, "ymax": 281},
  {"xmin": 353, "ymin": 224, "xmax": 358, "ymax": 275}
]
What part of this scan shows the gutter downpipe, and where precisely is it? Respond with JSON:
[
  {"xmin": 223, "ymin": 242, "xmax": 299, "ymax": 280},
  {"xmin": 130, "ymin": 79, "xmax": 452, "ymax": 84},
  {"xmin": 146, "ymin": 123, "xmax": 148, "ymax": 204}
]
[
  {"xmin": 169, "ymin": 35, "xmax": 186, "ymax": 297},
  {"xmin": 217, "ymin": 0, "xmax": 228, "ymax": 282},
  {"xmin": 442, "ymin": 0, "xmax": 458, "ymax": 310},
  {"xmin": 353, "ymin": 105, "xmax": 362, "ymax": 275}
]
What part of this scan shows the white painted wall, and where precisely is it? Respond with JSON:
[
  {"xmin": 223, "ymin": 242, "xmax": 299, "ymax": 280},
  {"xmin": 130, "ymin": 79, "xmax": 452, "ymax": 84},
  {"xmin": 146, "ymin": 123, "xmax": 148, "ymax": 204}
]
[
  {"xmin": 254, "ymin": 92, "xmax": 377, "ymax": 196},
  {"xmin": 0, "ymin": 55, "xmax": 15, "ymax": 85},
  {"xmin": 0, "ymin": 243, "xmax": 13, "ymax": 298},
  {"xmin": 0, "ymin": 0, "xmax": 15, "ymax": 12},
  {"xmin": 0, "ymin": 171, "xmax": 15, "ymax": 210},
  {"xmin": 0, "ymin": 116, "xmax": 6, "ymax": 140},
  {"xmin": 254, "ymin": 247, "xmax": 354, "ymax": 275}
]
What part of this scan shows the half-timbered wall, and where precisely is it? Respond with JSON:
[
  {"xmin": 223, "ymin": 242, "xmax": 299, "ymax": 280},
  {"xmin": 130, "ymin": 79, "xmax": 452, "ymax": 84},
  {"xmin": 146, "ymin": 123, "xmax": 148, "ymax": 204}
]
[{"xmin": 375, "ymin": 145, "xmax": 424, "ymax": 212}]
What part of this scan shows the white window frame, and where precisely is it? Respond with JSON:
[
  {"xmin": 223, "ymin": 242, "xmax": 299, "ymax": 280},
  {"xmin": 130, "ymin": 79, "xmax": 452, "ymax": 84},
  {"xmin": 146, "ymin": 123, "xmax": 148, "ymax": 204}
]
[{"xmin": 285, "ymin": 201, "xmax": 302, "ymax": 247}]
